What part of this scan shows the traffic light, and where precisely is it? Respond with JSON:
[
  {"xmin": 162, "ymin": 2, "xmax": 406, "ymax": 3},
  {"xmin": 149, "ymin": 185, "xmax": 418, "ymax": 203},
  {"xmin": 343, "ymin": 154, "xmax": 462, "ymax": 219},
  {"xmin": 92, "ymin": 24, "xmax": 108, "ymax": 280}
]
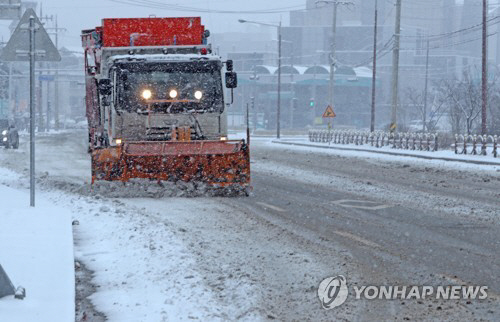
[{"xmin": 309, "ymin": 98, "xmax": 315, "ymax": 108}]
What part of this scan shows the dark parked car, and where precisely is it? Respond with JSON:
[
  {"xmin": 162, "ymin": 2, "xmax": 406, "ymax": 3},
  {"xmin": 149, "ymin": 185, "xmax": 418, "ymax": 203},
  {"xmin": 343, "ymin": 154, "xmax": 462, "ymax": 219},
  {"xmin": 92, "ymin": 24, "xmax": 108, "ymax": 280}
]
[{"xmin": 0, "ymin": 119, "xmax": 19, "ymax": 149}]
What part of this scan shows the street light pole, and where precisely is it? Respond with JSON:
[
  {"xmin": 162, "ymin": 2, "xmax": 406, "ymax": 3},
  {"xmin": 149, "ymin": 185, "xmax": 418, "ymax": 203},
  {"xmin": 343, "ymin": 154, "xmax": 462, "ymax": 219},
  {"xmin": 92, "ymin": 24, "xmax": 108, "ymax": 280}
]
[{"xmin": 238, "ymin": 18, "xmax": 282, "ymax": 139}]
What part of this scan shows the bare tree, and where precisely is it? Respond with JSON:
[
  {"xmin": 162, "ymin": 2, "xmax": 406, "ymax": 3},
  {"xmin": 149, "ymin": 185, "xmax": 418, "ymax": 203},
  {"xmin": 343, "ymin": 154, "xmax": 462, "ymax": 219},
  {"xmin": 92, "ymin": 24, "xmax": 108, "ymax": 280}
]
[
  {"xmin": 437, "ymin": 70, "xmax": 482, "ymax": 135},
  {"xmin": 402, "ymin": 87, "xmax": 445, "ymax": 132},
  {"xmin": 436, "ymin": 67, "xmax": 500, "ymax": 135}
]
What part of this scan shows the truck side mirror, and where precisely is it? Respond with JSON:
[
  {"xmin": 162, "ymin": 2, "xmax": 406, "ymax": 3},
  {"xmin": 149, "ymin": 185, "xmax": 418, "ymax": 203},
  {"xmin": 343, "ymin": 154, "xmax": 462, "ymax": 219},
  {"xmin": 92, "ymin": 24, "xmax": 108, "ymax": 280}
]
[
  {"xmin": 225, "ymin": 72, "xmax": 237, "ymax": 89},
  {"xmin": 98, "ymin": 78, "xmax": 112, "ymax": 95}
]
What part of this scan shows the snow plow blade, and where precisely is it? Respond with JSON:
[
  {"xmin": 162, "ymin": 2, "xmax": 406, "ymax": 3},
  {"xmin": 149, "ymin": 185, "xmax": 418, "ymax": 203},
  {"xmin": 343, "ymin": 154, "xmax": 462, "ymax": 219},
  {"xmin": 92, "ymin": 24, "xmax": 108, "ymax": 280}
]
[{"xmin": 91, "ymin": 140, "xmax": 250, "ymax": 187}]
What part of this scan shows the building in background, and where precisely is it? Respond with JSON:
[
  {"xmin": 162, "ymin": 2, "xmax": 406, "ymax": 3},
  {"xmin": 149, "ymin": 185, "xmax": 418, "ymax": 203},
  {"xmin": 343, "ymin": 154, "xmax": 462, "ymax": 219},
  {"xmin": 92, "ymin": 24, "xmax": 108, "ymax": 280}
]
[{"xmin": 222, "ymin": 0, "xmax": 489, "ymax": 130}]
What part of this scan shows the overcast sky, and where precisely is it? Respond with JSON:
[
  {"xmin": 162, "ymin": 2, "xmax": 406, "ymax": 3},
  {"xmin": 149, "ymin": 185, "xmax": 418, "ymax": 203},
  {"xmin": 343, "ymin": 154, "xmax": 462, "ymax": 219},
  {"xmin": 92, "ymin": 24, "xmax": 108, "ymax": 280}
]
[
  {"xmin": 0, "ymin": 0, "xmax": 494, "ymax": 50},
  {"xmin": 4, "ymin": 0, "xmax": 302, "ymax": 49}
]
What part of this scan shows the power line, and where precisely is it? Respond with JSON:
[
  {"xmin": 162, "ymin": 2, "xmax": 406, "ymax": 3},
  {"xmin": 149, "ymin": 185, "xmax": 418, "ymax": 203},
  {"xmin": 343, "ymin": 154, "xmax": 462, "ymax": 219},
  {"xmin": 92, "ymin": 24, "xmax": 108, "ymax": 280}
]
[
  {"xmin": 400, "ymin": 15, "xmax": 500, "ymax": 41},
  {"xmin": 399, "ymin": 32, "xmax": 498, "ymax": 51},
  {"xmin": 108, "ymin": 0, "xmax": 306, "ymax": 14}
]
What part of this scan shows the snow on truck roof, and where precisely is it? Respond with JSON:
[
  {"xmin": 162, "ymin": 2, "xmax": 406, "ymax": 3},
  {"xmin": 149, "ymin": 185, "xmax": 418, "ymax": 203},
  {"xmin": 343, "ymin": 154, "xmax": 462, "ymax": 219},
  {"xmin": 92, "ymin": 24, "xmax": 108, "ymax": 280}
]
[{"xmin": 109, "ymin": 53, "xmax": 222, "ymax": 63}]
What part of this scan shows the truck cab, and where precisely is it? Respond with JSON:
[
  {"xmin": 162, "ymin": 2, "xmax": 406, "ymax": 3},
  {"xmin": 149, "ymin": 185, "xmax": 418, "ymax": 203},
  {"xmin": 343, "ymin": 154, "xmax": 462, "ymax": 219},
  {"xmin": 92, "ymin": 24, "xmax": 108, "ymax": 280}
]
[{"xmin": 98, "ymin": 52, "xmax": 235, "ymax": 146}]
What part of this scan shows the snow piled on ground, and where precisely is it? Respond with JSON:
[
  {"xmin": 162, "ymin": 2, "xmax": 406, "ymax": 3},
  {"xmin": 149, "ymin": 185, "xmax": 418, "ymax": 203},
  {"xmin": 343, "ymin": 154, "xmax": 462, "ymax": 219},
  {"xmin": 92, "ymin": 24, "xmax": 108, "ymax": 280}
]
[
  {"xmin": 71, "ymin": 196, "xmax": 226, "ymax": 321},
  {"xmin": 0, "ymin": 168, "xmax": 74, "ymax": 322}
]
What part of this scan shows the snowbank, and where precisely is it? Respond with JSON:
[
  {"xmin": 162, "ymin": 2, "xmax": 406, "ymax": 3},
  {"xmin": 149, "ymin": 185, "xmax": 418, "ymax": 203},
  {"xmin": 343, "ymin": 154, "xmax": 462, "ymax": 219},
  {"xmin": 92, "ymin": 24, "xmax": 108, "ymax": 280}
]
[
  {"xmin": 0, "ymin": 169, "xmax": 75, "ymax": 322},
  {"xmin": 272, "ymin": 138, "xmax": 500, "ymax": 171}
]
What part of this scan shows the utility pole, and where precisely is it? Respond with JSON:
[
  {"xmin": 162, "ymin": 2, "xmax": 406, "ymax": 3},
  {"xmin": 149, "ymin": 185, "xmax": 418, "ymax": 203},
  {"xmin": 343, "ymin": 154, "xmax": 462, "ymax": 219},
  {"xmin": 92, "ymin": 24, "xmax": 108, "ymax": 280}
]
[
  {"xmin": 39, "ymin": 8, "xmax": 53, "ymax": 132},
  {"xmin": 8, "ymin": 63, "xmax": 12, "ymax": 116},
  {"xmin": 481, "ymin": 0, "xmax": 488, "ymax": 138},
  {"xmin": 251, "ymin": 96, "xmax": 256, "ymax": 132},
  {"xmin": 29, "ymin": 16, "xmax": 35, "ymax": 207},
  {"xmin": 330, "ymin": 2, "xmax": 338, "ymax": 111},
  {"xmin": 40, "ymin": 15, "xmax": 65, "ymax": 130},
  {"xmin": 390, "ymin": 0, "xmax": 402, "ymax": 133},
  {"xmin": 54, "ymin": 15, "xmax": 60, "ymax": 130},
  {"xmin": 423, "ymin": 38, "xmax": 430, "ymax": 133},
  {"xmin": 37, "ymin": 62, "xmax": 43, "ymax": 132},
  {"xmin": 277, "ymin": 20, "xmax": 282, "ymax": 139},
  {"xmin": 46, "ymin": 77, "xmax": 51, "ymax": 131},
  {"xmin": 316, "ymin": 0, "xmax": 353, "ymax": 126},
  {"xmin": 370, "ymin": 0, "xmax": 378, "ymax": 133},
  {"xmin": 251, "ymin": 67, "xmax": 258, "ymax": 133}
]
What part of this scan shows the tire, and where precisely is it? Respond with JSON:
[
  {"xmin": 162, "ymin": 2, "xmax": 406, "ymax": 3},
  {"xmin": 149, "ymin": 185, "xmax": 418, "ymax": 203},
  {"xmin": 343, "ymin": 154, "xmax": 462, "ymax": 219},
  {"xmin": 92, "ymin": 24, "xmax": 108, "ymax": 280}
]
[{"xmin": 12, "ymin": 138, "xmax": 19, "ymax": 149}]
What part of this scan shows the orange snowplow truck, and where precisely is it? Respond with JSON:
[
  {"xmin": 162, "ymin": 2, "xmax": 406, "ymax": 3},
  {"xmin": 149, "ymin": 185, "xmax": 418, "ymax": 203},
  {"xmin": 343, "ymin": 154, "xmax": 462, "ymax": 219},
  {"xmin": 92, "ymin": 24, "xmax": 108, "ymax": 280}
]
[{"xmin": 81, "ymin": 17, "xmax": 250, "ymax": 188}]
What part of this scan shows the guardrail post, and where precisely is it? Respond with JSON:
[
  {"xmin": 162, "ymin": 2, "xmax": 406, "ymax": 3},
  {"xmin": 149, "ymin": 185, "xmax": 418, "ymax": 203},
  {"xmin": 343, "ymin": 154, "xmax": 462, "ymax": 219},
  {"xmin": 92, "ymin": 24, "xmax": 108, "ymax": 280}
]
[
  {"xmin": 481, "ymin": 135, "xmax": 487, "ymax": 156},
  {"xmin": 494, "ymin": 135, "xmax": 498, "ymax": 158}
]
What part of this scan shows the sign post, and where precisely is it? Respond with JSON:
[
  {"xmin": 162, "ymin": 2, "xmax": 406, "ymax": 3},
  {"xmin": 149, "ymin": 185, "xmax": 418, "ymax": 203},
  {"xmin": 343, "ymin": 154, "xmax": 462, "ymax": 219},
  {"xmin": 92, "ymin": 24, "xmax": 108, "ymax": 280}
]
[
  {"xmin": 1, "ymin": 9, "xmax": 61, "ymax": 207},
  {"xmin": 322, "ymin": 105, "xmax": 337, "ymax": 144}
]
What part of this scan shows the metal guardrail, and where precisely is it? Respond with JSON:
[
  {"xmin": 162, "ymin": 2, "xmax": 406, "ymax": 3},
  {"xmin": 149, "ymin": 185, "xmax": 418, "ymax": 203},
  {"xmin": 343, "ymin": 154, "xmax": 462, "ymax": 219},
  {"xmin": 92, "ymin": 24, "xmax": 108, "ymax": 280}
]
[
  {"xmin": 454, "ymin": 134, "xmax": 498, "ymax": 158},
  {"xmin": 309, "ymin": 129, "xmax": 499, "ymax": 158},
  {"xmin": 308, "ymin": 130, "xmax": 439, "ymax": 152}
]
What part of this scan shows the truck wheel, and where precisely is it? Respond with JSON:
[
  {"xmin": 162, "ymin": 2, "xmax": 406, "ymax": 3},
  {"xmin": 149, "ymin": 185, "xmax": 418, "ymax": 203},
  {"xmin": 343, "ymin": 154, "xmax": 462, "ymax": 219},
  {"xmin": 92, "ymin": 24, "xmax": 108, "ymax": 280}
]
[{"xmin": 12, "ymin": 138, "xmax": 19, "ymax": 149}]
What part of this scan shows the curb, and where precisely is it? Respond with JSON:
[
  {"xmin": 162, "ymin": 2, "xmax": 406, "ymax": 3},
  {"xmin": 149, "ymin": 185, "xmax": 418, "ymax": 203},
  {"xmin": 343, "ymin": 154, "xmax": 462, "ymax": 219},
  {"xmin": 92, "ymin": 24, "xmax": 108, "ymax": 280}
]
[{"xmin": 272, "ymin": 140, "xmax": 500, "ymax": 167}]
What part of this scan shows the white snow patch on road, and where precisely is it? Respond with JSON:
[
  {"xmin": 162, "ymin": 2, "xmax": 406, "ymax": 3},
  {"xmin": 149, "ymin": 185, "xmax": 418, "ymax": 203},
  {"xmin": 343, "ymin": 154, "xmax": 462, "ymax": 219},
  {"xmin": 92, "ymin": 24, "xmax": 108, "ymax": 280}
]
[{"xmin": 0, "ymin": 169, "xmax": 74, "ymax": 322}]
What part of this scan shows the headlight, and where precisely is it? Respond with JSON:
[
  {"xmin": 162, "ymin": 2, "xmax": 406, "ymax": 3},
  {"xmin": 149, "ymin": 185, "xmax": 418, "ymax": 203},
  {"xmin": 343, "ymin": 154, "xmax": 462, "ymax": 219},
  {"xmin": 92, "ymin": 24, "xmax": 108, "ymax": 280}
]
[
  {"xmin": 2, "ymin": 137, "xmax": 7, "ymax": 142},
  {"xmin": 194, "ymin": 90, "xmax": 203, "ymax": 100},
  {"xmin": 115, "ymin": 139, "xmax": 122, "ymax": 145},
  {"xmin": 1, "ymin": 130, "xmax": 6, "ymax": 136},
  {"xmin": 169, "ymin": 89, "xmax": 178, "ymax": 98},
  {"xmin": 220, "ymin": 136, "xmax": 228, "ymax": 141},
  {"xmin": 142, "ymin": 89, "xmax": 152, "ymax": 100}
]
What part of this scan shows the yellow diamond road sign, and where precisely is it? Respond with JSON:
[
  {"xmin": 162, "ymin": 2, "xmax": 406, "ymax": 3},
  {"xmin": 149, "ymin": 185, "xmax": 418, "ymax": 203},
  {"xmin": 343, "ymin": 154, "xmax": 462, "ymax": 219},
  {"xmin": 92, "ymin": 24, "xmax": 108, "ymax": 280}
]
[{"xmin": 322, "ymin": 105, "xmax": 336, "ymax": 118}]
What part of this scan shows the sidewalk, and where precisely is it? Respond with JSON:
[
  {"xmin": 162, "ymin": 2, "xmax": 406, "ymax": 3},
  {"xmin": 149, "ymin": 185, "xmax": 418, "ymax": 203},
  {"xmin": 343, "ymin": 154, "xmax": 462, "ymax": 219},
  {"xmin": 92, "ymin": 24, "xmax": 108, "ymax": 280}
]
[
  {"xmin": 272, "ymin": 138, "xmax": 500, "ymax": 167},
  {"xmin": 0, "ymin": 168, "xmax": 74, "ymax": 322}
]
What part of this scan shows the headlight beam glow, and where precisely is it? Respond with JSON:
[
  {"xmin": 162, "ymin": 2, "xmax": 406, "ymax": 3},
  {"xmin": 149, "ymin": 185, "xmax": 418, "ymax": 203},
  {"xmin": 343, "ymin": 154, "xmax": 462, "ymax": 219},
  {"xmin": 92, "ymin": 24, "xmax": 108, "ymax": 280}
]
[
  {"xmin": 169, "ymin": 89, "xmax": 178, "ymax": 99},
  {"xmin": 142, "ymin": 89, "xmax": 152, "ymax": 100}
]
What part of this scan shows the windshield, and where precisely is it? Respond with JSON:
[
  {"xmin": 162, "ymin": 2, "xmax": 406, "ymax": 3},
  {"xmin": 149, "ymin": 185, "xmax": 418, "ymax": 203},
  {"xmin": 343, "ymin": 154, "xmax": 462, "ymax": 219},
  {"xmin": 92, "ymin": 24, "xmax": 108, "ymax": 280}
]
[{"xmin": 115, "ymin": 61, "xmax": 223, "ymax": 113}]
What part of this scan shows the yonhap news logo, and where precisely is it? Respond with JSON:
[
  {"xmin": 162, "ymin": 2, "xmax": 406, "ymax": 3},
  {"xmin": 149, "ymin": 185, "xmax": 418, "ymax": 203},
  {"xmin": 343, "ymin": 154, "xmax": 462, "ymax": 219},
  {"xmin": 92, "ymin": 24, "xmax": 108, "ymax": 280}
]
[
  {"xmin": 317, "ymin": 275, "xmax": 349, "ymax": 310},
  {"xmin": 318, "ymin": 275, "xmax": 488, "ymax": 310}
]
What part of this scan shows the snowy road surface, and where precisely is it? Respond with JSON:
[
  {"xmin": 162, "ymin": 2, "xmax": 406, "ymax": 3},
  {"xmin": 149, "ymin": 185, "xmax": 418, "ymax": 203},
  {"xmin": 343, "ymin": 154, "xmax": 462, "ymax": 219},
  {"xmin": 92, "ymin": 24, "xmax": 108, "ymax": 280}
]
[{"xmin": 0, "ymin": 129, "xmax": 499, "ymax": 321}]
